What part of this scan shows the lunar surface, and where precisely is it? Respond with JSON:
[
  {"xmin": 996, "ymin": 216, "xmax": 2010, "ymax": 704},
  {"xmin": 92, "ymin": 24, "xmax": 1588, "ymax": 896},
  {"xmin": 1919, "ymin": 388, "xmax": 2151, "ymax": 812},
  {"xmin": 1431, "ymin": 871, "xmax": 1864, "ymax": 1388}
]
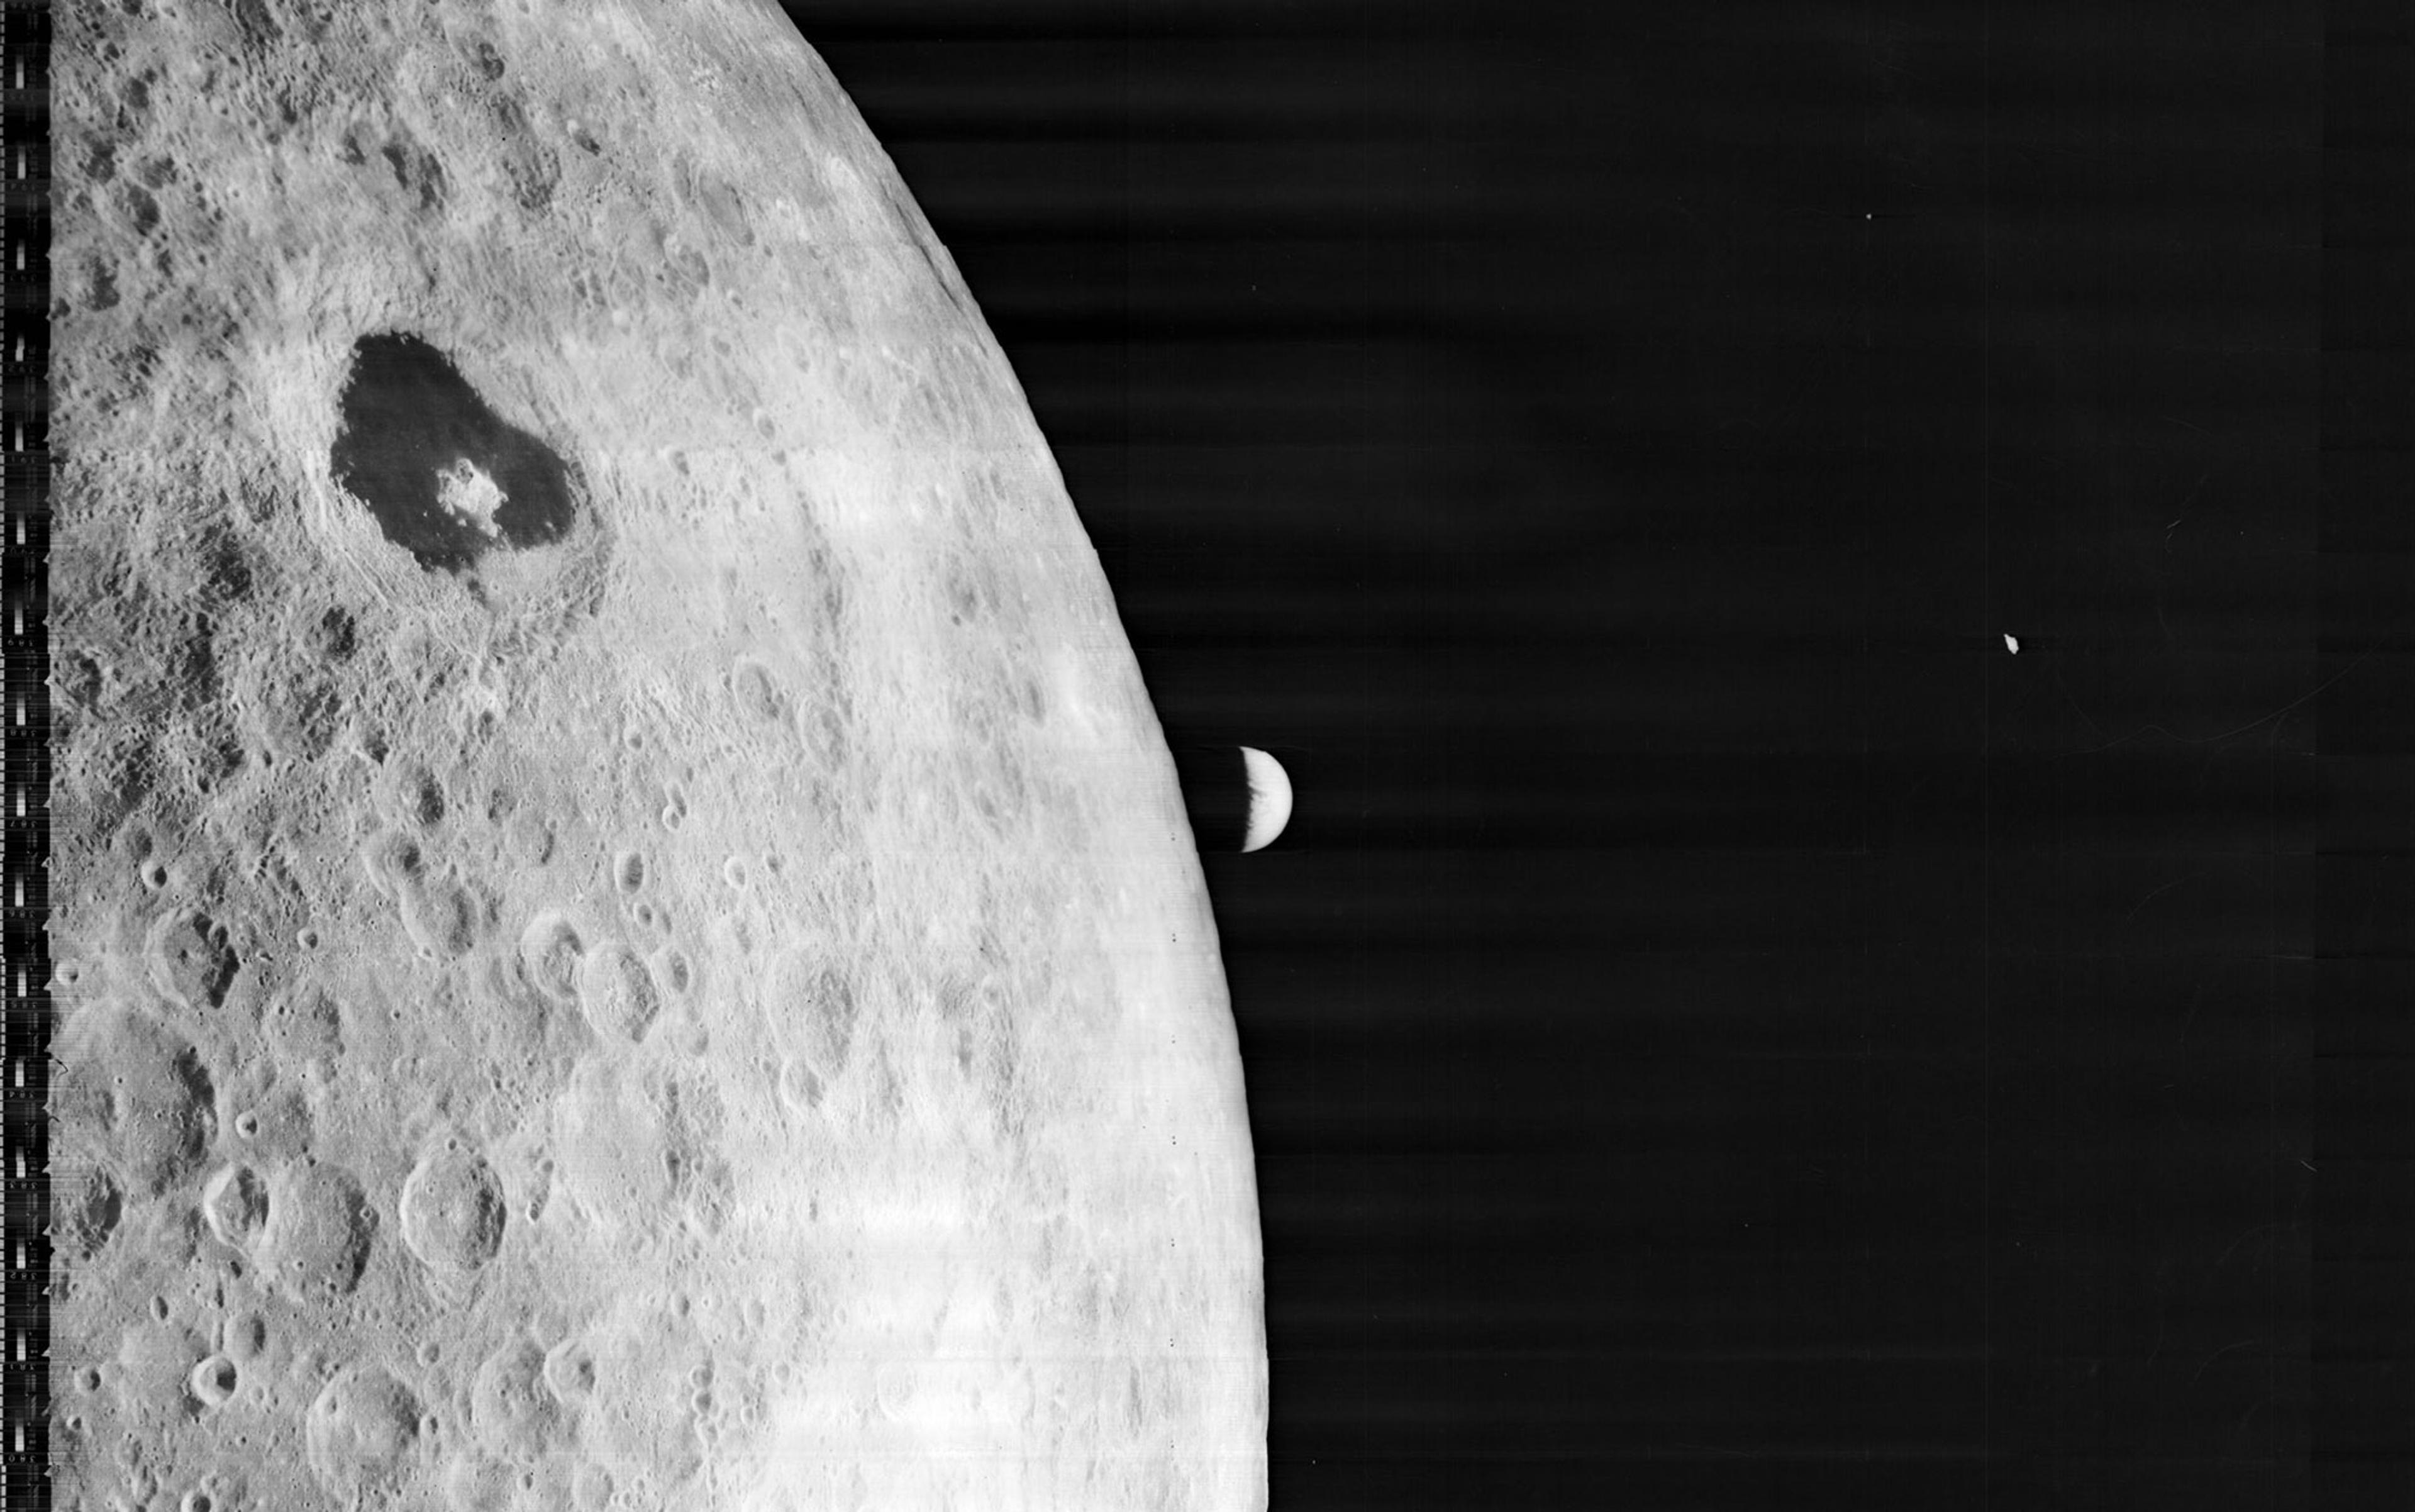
[{"xmin": 46, "ymin": 4, "xmax": 1265, "ymax": 1510}]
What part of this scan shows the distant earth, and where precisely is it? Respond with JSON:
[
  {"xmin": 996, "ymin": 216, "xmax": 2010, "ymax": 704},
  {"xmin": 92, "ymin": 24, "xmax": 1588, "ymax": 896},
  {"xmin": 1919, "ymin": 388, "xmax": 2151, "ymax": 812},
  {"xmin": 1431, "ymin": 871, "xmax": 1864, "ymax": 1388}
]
[{"xmin": 45, "ymin": 3, "xmax": 1267, "ymax": 1509}]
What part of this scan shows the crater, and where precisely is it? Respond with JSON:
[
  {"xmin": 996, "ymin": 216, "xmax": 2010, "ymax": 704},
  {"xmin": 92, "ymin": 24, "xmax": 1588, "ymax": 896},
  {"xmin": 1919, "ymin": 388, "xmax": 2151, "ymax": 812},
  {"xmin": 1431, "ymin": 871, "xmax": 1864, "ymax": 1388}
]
[
  {"xmin": 328, "ymin": 333, "xmax": 578, "ymax": 574},
  {"xmin": 361, "ymin": 830, "xmax": 428, "ymax": 898},
  {"xmin": 187, "ymin": 1353, "xmax": 240, "ymax": 1409},
  {"xmin": 653, "ymin": 947, "xmax": 693, "ymax": 997},
  {"xmin": 145, "ymin": 909, "xmax": 240, "ymax": 1013},
  {"xmin": 470, "ymin": 1334, "xmax": 565, "ymax": 1457},
  {"xmin": 612, "ymin": 849, "xmax": 645, "ymax": 894},
  {"xmin": 397, "ymin": 1141, "xmax": 508, "ymax": 1274},
  {"xmin": 400, "ymin": 872, "xmax": 484, "ymax": 959},
  {"xmin": 575, "ymin": 939, "xmax": 660, "ymax": 1045},
  {"xmin": 774, "ymin": 1056, "xmax": 823, "ymax": 1115},
  {"xmin": 260, "ymin": 1160, "xmax": 376, "ymax": 1299},
  {"xmin": 542, "ymin": 1337, "xmax": 597, "ymax": 1406},
  {"xmin": 304, "ymin": 1362, "xmax": 425, "ymax": 1500},
  {"xmin": 729, "ymin": 656, "xmax": 788, "ymax": 724},
  {"xmin": 310, "ymin": 604, "xmax": 359, "ymax": 661},
  {"xmin": 517, "ymin": 913, "xmax": 586, "ymax": 1004},
  {"xmin": 56, "ymin": 1007, "xmax": 216, "ymax": 1195},
  {"xmin": 55, "ymin": 1164, "xmax": 125, "ymax": 1259},
  {"xmin": 764, "ymin": 952, "xmax": 859, "ymax": 1076},
  {"xmin": 262, "ymin": 984, "xmax": 345, "ymax": 1067},
  {"xmin": 200, "ymin": 1162, "xmax": 271, "ymax": 1250},
  {"xmin": 222, "ymin": 1311, "xmax": 269, "ymax": 1364},
  {"xmin": 387, "ymin": 760, "xmax": 447, "ymax": 829}
]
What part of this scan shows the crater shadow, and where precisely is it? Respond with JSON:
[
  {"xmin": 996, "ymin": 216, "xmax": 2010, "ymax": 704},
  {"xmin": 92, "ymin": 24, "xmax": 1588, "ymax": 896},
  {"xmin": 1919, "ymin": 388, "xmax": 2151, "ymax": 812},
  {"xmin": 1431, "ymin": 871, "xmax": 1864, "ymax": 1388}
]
[{"xmin": 330, "ymin": 333, "xmax": 578, "ymax": 573}]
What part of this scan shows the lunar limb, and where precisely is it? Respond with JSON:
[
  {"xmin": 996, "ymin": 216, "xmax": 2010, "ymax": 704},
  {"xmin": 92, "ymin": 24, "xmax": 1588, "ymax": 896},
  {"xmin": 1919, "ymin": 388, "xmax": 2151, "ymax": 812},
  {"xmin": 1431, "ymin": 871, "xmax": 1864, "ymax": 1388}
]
[{"xmin": 48, "ymin": 4, "xmax": 1266, "ymax": 1511}]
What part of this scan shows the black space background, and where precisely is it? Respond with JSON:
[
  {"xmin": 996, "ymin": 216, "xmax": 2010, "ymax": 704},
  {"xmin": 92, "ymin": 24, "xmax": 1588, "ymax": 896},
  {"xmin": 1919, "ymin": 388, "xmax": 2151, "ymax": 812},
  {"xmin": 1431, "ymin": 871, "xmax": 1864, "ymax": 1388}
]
[{"xmin": 782, "ymin": 5, "xmax": 2407, "ymax": 1510}]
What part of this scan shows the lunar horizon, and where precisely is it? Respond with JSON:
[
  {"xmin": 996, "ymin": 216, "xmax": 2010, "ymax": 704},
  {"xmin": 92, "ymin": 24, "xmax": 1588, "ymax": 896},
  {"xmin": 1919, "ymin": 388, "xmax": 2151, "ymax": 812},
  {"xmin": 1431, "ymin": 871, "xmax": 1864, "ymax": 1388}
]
[{"xmin": 46, "ymin": 3, "xmax": 1267, "ymax": 1510}]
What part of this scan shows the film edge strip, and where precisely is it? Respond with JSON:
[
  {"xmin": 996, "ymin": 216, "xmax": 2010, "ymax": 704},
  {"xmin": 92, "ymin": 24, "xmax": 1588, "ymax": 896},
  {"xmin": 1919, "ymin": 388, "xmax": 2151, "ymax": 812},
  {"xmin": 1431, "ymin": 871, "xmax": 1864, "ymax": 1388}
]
[
  {"xmin": 4, "ymin": 2, "xmax": 50, "ymax": 1509},
  {"xmin": 2316, "ymin": 3, "xmax": 2415, "ymax": 1506}
]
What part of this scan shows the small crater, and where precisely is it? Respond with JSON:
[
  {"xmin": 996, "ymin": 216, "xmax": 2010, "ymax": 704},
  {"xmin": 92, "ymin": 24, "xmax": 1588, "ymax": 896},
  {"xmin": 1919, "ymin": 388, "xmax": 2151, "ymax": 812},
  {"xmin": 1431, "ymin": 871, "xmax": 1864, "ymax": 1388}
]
[
  {"xmin": 260, "ymin": 1160, "xmax": 376, "ymax": 1299},
  {"xmin": 390, "ymin": 762, "xmax": 447, "ymax": 828},
  {"xmin": 200, "ymin": 1163, "xmax": 271, "ymax": 1250},
  {"xmin": 612, "ymin": 850, "xmax": 645, "ymax": 894},
  {"xmin": 729, "ymin": 657, "xmax": 788, "ymax": 724},
  {"xmin": 56, "ymin": 1164, "xmax": 125, "ymax": 1259},
  {"xmin": 655, "ymin": 1067, "xmax": 735, "ymax": 1234},
  {"xmin": 262, "ymin": 985, "xmax": 345, "ymax": 1067},
  {"xmin": 329, "ymin": 333, "xmax": 579, "ymax": 574},
  {"xmin": 575, "ymin": 939, "xmax": 660, "ymax": 1044},
  {"xmin": 653, "ymin": 948, "xmax": 693, "ymax": 997},
  {"xmin": 721, "ymin": 856, "xmax": 748, "ymax": 890},
  {"xmin": 444, "ymin": 1450, "xmax": 519, "ymax": 1511},
  {"xmin": 305, "ymin": 1363, "xmax": 425, "ymax": 1499},
  {"xmin": 774, "ymin": 1057, "xmax": 824, "ymax": 1115},
  {"xmin": 229, "ymin": 0, "xmax": 281, "ymax": 48},
  {"xmin": 194, "ymin": 520, "xmax": 257, "ymax": 603},
  {"xmin": 764, "ymin": 953, "xmax": 859, "ymax": 1075},
  {"xmin": 509, "ymin": 809, "xmax": 557, "ymax": 865},
  {"xmin": 378, "ymin": 135, "xmax": 448, "ymax": 213},
  {"xmin": 497, "ymin": 101, "xmax": 559, "ymax": 213},
  {"xmin": 361, "ymin": 830, "xmax": 428, "ymax": 898},
  {"xmin": 222, "ymin": 1311, "xmax": 268, "ymax": 1362},
  {"xmin": 808, "ymin": 704, "xmax": 848, "ymax": 770},
  {"xmin": 661, "ymin": 1012, "xmax": 709, "ymax": 1057},
  {"xmin": 517, "ymin": 913, "xmax": 585, "ymax": 1003},
  {"xmin": 397, "ymin": 1142, "xmax": 507, "ymax": 1274},
  {"xmin": 542, "ymin": 1338, "xmax": 597, "ymax": 1404},
  {"xmin": 943, "ymin": 565, "xmax": 984, "ymax": 626},
  {"xmin": 56, "ymin": 1008, "xmax": 216, "ymax": 1195},
  {"xmin": 53, "ymin": 647, "xmax": 105, "ymax": 715},
  {"xmin": 311, "ymin": 606, "xmax": 359, "ymax": 661},
  {"xmin": 682, "ymin": 167, "xmax": 753, "ymax": 248},
  {"xmin": 401, "ymin": 874, "xmax": 482, "ymax": 959},
  {"xmin": 80, "ymin": 257, "xmax": 120, "ymax": 313},
  {"xmin": 146, "ymin": 909, "xmax": 240, "ymax": 1012},
  {"xmin": 187, "ymin": 1353, "xmax": 240, "ymax": 1409},
  {"xmin": 470, "ymin": 1335, "xmax": 564, "ymax": 1457},
  {"xmin": 123, "ymin": 182, "xmax": 159, "ymax": 237}
]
